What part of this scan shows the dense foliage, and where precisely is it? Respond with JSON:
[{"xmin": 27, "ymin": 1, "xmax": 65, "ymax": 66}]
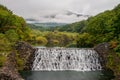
[
  {"xmin": 76, "ymin": 4, "xmax": 120, "ymax": 51},
  {"xmin": 0, "ymin": 4, "xmax": 32, "ymax": 51},
  {"xmin": 27, "ymin": 23, "xmax": 67, "ymax": 31},
  {"xmin": 27, "ymin": 23, "xmax": 51, "ymax": 31},
  {"xmin": 0, "ymin": 4, "xmax": 33, "ymax": 67},
  {"xmin": 54, "ymin": 20, "xmax": 86, "ymax": 33},
  {"xmin": 29, "ymin": 30, "xmax": 78, "ymax": 47}
]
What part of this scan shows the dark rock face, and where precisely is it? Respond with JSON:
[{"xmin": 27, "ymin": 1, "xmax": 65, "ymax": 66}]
[
  {"xmin": 0, "ymin": 52, "xmax": 24, "ymax": 80},
  {"xmin": 94, "ymin": 42, "xmax": 120, "ymax": 80},
  {"xmin": 15, "ymin": 41, "xmax": 36, "ymax": 70},
  {"xmin": 94, "ymin": 42, "xmax": 110, "ymax": 57},
  {"xmin": 0, "ymin": 41, "xmax": 36, "ymax": 80},
  {"xmin": 94, "ymin": 42, "xmax": 110, "ymax": 67}
]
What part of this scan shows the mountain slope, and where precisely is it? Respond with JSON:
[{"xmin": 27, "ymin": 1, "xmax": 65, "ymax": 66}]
[
  {"xmin": 75, "ymin": 4, "xmax": 120, "ymax": 79},
  {"xmin": 0, "ymin": 4, "xmax": 31, "ymax": 51}
]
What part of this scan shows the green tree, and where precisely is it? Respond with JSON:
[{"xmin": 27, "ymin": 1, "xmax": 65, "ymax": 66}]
[{"xmin": 5, "ymin": 29, "xmax": 19, "ymax": 42}]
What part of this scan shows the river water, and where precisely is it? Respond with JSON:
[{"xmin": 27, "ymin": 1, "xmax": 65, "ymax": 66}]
[{"xmin": 20, "ymin": 70, "xmax": 114, "ymax": 80}]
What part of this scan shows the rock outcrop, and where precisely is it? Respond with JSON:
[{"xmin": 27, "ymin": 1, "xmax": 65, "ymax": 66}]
[
  {"xmin": 94, "ymin": 42, "xmax": 110, "ymax": 56},
  {"xmin": 15, "ymin": 41, "xmax": 36, "ymax": 70},
  {"xmin": 0, "ymin": 52, "xmax": 24, "ymax": 80},
  {"xmin": 0, "ymin": 41, "xmax": 35, "ymax": 80},
  {"xmin": 94, "ymin": 42, "xmax": 120, "ymax": 80},
  {"xmin": 94, "ymin": 42, "xmax": 110, "ymax": 68}
]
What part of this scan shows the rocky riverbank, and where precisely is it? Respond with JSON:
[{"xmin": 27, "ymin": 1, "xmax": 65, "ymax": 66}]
[
  {"xmin": 94, "ymin": 42, "xmax": 120, "ymax": 80},
  {"xmin": 0, "ymin": 42, "xmax": 120, "ymax": 80},
  {"xmin": 14, "ymin": 41, "xmax": 36, "ymax": 70},
  {"xmin": 0, "ymin": 41, "xmax": 35, "ymax": 80},
  {"xmin": 0, "ymin": 52, "xmax": 24, "ymax": 80}
]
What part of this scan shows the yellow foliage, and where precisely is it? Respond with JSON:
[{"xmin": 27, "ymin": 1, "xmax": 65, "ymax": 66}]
[
  {"xmin": 52, "ymin": 40, "xmax": 59, "ymax": 45},
  {"xmin": 36, "ymin": 36, "xmax": 48, "ymax": 45},
  {"xmin": 110, "ymin": 40, "xmax": 117, "ymax": 49}
]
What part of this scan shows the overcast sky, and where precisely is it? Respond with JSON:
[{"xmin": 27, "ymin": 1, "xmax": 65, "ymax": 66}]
[{"xmin": 0, "ymin": 0, "xmax": 120, "ymax": 23}]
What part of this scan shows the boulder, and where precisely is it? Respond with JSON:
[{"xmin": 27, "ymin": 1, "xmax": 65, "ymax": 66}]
[
  {"xmin": 94, "ymin": 42, "xmax": 110, "ymax": 67},
  {"xmin": 94, "ymin": 42, "xmax": 110, "ymax": 57}
]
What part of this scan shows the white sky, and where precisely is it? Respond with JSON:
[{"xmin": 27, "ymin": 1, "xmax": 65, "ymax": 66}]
[{"xmin": 0, "ymin": 0, "xmax": 120, "ymax": 23}]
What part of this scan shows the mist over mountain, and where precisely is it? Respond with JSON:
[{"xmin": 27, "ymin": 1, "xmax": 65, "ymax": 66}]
[
  {"xmin": 1, "ymin": 0, "xmax": 119, "ymax": 23},
  {"xmin": 25, "ymin": 10, "xmax": 90, "ymax": 23},
  {"xmin": 26, "ymin": 19, "xmax": 67, "ymax": 28}
]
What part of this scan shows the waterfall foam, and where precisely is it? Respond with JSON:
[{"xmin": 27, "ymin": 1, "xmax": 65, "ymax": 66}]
[{"xmin": 32, "ymin": 48, "xmax": 102, "ymax": 71}]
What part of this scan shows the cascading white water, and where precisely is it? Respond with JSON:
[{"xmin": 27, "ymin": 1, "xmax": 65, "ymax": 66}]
[{"xmin": 32, "ymin": 48, "xmax": 102, "ymax": 71}]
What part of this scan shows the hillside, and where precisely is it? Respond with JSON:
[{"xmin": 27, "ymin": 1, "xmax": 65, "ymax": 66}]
[
  {"xmin": 76, "ymin": 4, "xmax": 120, "ymax": 78},
  {"xmin": 77, "ymin": 4, "xmax": 120, "ymax": 48},
  {"xmin": 27, "ymin": 22, "xmax": 67, "ymax": 31},
  {"xmin": 0, "ymin": 4, "xmax": 31, "ymax": 51},
  {"xmin": 54, "ymin": 20, "xmax": 86, "ymax": 32},
  {"xmin": 55, "ymin": 4, "xmax": 120, "ymax": 36},
  {"xmin": 27, "ymin": 22, "xmax": 67, "ymax": 27},
  {"xmin": 0, "ymin": 4, "xmax": 34, "ymax": 68}
]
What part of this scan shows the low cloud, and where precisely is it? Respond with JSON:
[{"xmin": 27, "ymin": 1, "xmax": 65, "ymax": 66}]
[{"xmin": 0, "ymin": 0, "xmax": 120, "ymax": 23}]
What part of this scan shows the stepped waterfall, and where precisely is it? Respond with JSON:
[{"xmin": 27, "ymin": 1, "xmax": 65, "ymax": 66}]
[{"xmin": 32, "ymin": 48, "xmax": 102, "ymax": 71}]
